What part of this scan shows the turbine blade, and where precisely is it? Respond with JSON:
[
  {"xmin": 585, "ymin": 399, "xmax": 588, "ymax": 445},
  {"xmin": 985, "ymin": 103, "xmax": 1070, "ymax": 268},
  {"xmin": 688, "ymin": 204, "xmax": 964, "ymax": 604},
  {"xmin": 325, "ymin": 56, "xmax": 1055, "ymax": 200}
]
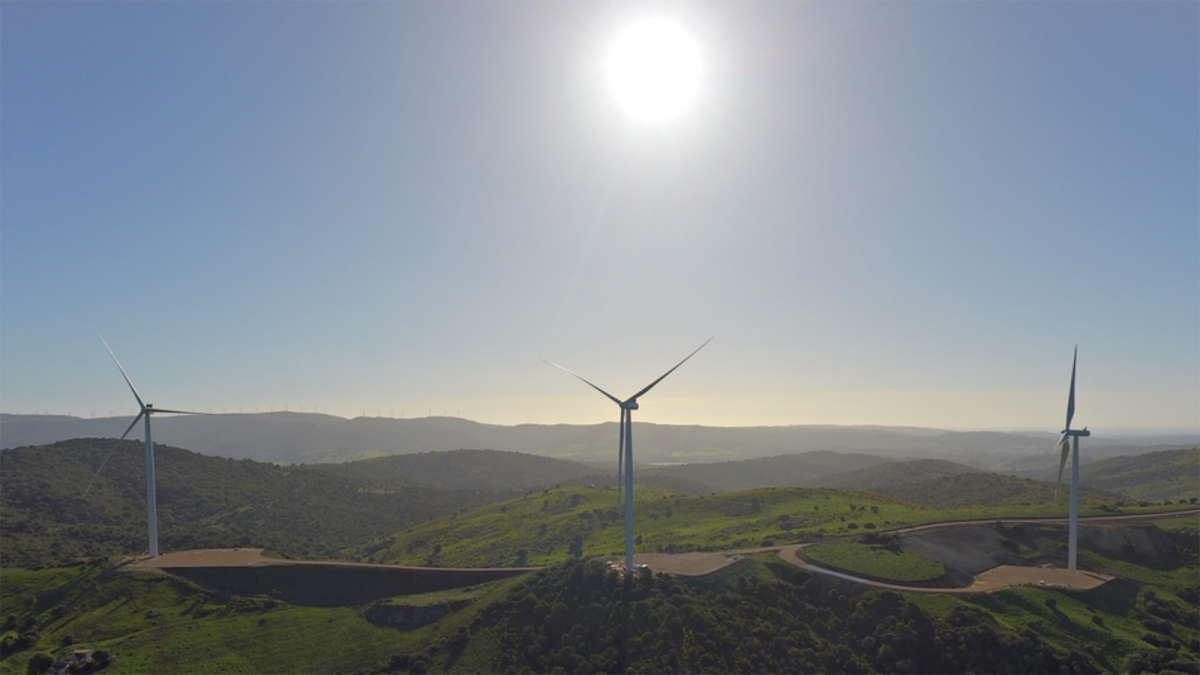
[
  {"xmin": 91, "ymin": 325, "xmax": 145, "ymax": 409},
  {"xmin": 148, "ymin": 407, "xmax": 209, "ymax": 416},
  {"xmin": 628, "ymin": 337, "xmax": 712, "ymax": 402},
  {"xmin": 81, "ymin": 412, "xmax": 143, "ymax": 498},
  {"xmin": 1065, "ymin": 346, "xmax": 1077, "ymax": 431},
  {"xmin": 541, "ymin": 359, "xmax": 623, "ymax": 406}
]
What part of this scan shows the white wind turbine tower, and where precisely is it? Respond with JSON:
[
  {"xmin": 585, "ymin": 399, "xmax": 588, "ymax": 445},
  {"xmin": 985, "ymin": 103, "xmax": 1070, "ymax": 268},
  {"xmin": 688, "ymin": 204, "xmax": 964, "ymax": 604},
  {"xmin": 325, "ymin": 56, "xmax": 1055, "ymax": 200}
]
[
  {"xmin": 545, "ymin": 338, "xmax": 710, "ymax": 577},
  {"xmin": 1054, "ymin": 347, "xmax": 1090, "ymax": 572},
  {"xmin": 86, "ymin": 328, "xmax": 203, "ymax": 558}
]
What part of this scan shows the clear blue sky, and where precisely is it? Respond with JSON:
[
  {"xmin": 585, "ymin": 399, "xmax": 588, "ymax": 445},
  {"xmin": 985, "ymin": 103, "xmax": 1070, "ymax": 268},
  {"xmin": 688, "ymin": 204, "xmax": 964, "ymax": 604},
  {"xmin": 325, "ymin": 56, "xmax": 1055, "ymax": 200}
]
[{"xmin": 2, "ymin": 1, "xmax": 1196, "ymax": 431}]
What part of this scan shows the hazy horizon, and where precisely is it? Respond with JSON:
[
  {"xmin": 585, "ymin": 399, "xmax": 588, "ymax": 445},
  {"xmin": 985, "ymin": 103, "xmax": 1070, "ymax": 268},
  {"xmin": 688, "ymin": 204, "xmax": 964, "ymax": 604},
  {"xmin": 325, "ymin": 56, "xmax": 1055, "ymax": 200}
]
[{"xmin": 3, "ymin": 410, "xmax": 1197, "ymax": 439}]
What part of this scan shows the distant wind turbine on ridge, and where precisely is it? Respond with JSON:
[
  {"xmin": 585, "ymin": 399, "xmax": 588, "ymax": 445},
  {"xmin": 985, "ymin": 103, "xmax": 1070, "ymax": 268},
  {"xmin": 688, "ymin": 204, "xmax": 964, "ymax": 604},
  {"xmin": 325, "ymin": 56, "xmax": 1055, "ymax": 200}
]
[
  {"xmin": 544, "ymin": 338, "xmax": 711, "ymax": 577},
  {"xmin": 85, "ymin": 327, "xmax": 205, "ymax": 558},
  {"xmin": 1054, "ymin": 346, "xmax": 1090, "ymax": 572}
]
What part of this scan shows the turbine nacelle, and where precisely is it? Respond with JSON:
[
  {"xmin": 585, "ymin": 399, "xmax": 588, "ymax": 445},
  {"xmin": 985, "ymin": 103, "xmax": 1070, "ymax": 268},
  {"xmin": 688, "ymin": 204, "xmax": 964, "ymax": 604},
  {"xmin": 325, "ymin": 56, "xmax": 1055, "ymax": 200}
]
[{"xmin": 622, "ymin": 400, "xmax": 640, "ymax": 411}]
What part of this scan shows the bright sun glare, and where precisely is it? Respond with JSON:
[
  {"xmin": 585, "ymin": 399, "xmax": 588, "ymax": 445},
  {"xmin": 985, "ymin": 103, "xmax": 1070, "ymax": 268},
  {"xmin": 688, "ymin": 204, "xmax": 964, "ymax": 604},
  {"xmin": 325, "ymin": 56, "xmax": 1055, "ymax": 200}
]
[{"xmin": 606, "ymin": 19, "xmax": 701, "ymax": 121}]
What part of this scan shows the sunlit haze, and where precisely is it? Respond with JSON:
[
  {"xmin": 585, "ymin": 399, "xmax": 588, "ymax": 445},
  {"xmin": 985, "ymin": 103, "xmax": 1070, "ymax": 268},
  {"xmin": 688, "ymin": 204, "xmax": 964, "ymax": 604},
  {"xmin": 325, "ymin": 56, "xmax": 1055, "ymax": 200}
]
[
  {"xmin": 2, "ymin": 3, "xmax": 1196, "ymax": 433},
  {"xmin": 606, "ymin": 19, "xmax": 701, "ymax": 121}
]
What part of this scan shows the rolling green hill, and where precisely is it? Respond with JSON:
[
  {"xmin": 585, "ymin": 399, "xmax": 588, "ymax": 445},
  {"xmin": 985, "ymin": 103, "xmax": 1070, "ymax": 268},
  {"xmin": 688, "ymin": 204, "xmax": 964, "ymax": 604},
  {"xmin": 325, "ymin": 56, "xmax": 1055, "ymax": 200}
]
[
  {"xmin": 353, "ymin": 480, "xmax": 1181, "ymax": 570},
  {"xmin": 811, "ymin": 458, "xmax": 1130, "ymax": 510},
  {"xmin": 871, "ymin": 472, "xmax": 1118, "ymax": 509},
  {"xmin": 354, "ymin": 485, "xmax": 931, "ymax": 568},
  {"xmin": 0, "ymin": 440, "xmax": 513, "ymax": 568},
  {"xmin": 1078, "ymin": 448, "xmax": 1200, "ymax": 502}
]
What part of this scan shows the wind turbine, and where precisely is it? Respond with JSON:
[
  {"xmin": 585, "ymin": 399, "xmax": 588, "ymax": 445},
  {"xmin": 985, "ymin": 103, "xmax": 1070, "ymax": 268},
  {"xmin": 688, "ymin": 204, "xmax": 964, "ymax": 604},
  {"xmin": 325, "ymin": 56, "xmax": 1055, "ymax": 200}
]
[
  {"xmin": 86, "ymin": 328, "xmax": 201, "ymax": 558},
  {"xmin": 1054, "ymin": 346, "xmax": 1090, "ymax": 572},
  {"xmin": 544, "ymin": 338, "xmax": 710, "ymax": 577}
]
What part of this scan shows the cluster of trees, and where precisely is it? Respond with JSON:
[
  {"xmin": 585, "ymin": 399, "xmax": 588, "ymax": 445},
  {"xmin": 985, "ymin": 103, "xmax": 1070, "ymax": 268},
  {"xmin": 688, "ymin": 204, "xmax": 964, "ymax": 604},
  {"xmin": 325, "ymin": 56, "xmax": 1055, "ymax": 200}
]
[{"xmin": 378, "ymin": 559, "xmax": 1099, "ymax": 674}]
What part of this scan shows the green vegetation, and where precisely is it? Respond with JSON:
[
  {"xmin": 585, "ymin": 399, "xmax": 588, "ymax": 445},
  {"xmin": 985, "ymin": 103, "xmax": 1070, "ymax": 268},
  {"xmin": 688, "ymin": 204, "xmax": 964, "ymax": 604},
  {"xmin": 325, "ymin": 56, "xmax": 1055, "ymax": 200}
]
[
  {"xmin": 1080, "ymin": 448, "xmax": 1200, "ymax": 502},
  {"xmin": 360, "ymin": 483, "xmax": 1190, "ymax": 569},
  {"xmin": 357, "ymin": 480, "xmax": 916, "ymax": 564},
  {"xmin": 872, "ymin": 472, "xmax": 1117, "ymax": 509},
  {"xmin": 0, "ymin": 440, "xmax": 514, "ymax": 568},
  {"xmin": 802, "ymin": 539, "xmax": 946, "ymax": 582}
]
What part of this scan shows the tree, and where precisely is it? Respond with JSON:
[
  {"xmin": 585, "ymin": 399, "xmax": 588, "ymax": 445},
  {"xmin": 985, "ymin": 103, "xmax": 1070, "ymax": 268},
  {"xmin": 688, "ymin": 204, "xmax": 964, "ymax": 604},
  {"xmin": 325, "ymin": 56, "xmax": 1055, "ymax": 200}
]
[{"xmin": 25, "ymin": 653, "xmax": 53, "ymax": 675}]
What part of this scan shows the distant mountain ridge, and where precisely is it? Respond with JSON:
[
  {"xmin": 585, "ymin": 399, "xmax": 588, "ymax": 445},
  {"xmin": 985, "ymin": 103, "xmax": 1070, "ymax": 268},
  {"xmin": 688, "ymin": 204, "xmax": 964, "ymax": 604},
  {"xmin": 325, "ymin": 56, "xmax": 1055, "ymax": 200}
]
[
  {"xmin": 3, "ymin": 412, "xmax": 1193, "ymax": 466},
  {"xmin": 320, "ymin": 450, "xmax": 595, "ymax": 492},
  {"xmin": 814, "ymin": 458, "xmax": 984, "ymax": 491},
  {"xmin": 639, "ymin": 451, "xmax": 890, "ymax": 492}
]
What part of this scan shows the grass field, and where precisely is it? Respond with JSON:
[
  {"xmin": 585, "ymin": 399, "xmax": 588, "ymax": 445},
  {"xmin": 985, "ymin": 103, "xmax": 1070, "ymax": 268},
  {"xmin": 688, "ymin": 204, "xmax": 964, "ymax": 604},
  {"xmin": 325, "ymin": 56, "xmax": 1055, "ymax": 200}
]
[
  {"xmin": 355, "ymin": 483, "xmax": 1194, "ymax": 569},
  {"xmin": 801, "ymin": 540, "xmax": 947, "ymax": 582}
]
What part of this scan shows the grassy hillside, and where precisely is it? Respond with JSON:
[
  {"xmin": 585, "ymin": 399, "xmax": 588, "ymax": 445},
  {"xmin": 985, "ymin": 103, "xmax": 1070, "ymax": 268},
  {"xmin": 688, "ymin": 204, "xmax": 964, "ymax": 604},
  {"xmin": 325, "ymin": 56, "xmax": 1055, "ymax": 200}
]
[
  {"xmin": 353, "ymin": 482, "xmax": 1184, "ymax": 570},
  {"xmin": 357, "ymin": 484, "xmax": 927, "ymax": 568},
  {"xmin": 873, "ymin": 472, "xmax": 1119, "ymax": 509},
  {"xmin": 0, "ymin": 440, "xmax": 512, "ymax": 568},
  {"xmin": 802, "ymin": 539, "xmax": 947, "ymax": 582},
  {"xmin": 1078, "ymin": 448, "xmax": 1200, "ymax": 502}
]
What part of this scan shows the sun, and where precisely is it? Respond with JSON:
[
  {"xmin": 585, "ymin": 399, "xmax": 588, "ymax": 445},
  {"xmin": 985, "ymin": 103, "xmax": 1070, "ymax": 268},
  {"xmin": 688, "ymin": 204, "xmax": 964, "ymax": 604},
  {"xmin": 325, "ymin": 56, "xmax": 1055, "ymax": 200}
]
[{"xmin": 606, "ymin": 19, "xmax": 701, "ymax": 121}]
